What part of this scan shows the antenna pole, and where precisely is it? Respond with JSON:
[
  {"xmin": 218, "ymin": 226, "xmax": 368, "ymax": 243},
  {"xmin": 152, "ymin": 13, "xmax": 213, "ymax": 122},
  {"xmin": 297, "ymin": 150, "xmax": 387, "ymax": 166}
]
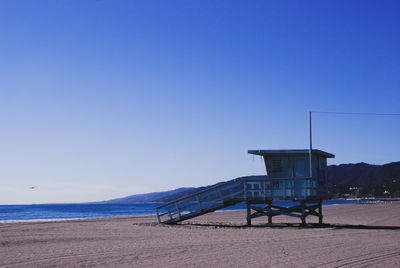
[{"xmin": 309, "ymin": 111, "xmax": 313, "ymax": 178}]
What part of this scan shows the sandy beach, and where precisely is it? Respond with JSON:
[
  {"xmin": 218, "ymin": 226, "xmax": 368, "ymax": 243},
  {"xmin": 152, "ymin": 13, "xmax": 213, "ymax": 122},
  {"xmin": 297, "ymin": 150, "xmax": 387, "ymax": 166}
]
[{"xmin": 1, "ymin": 203, "xmax": 400, "ymax": 267}]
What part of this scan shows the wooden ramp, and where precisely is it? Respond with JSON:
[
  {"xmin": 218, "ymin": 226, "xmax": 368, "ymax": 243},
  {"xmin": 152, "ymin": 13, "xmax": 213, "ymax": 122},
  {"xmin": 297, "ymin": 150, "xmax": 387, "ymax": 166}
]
[{"xmin": 156, "ymin": 180, "xmax": 244, "ymax": 224}]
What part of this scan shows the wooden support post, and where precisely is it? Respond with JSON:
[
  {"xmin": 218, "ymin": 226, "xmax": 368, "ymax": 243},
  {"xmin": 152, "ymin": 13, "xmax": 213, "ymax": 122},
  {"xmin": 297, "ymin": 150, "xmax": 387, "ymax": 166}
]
[
  {"xmin": 318, "ymin": 201, "xmax": 323, "ymax": 225},
  {"xmin": 168, "ymin": 208, "xmax": 173, "ymax": 220},
  {"xmin": 175, "ymin": 203, "xmax": 181, "ymax": 219},
  {"xmin": 156, "ymin": 209, "xmax": 161, "ymax": 223},
  {"xmin": 301, "ymin": 200, "xmax": 306, "ymax": 226},
  {"xmin": 246, "ymin": 202, "xmax": 251, "ymax": 226},
  {"xmin": 267, "ymin": 201, "xmax": 272, "ymax": 224},
  {"xmin": 196, "ymin": 195, "xmax": 202, "ymax": 211}
]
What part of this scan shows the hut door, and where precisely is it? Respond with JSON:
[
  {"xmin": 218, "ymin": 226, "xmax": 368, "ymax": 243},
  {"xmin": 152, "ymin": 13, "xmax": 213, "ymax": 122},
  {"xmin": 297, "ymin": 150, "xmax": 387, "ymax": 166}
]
[
  {"xmin": 295, "ymin": 158, "xmax": 306, "ymax": 178},
  {"xmin": 295, "ymin": 158, "xmax": 307, "ymax": 198}
]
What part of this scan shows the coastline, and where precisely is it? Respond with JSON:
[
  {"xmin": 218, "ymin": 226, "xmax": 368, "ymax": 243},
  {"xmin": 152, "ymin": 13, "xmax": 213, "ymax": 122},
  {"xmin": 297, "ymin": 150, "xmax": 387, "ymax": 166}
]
[
  {"xmin": 0, "ymin": 199, "xmax": 381, "ymax": 224},
  {"xmin": 1, "ymin": 202, "xmax": 400, "ymax": 267}
]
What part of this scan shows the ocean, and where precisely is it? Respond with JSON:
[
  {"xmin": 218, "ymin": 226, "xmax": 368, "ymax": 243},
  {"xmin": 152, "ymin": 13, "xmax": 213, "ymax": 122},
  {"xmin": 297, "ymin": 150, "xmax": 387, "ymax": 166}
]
[{"xmin": 0, "ymin": 200, "xmax": 364, "ymax": 223}]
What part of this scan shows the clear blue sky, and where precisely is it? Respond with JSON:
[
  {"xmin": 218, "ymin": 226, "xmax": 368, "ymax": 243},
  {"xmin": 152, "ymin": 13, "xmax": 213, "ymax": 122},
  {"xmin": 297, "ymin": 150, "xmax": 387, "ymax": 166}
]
[{"xmin": 1, "ymin": 0, "xmax": 399, "ymax": 204}]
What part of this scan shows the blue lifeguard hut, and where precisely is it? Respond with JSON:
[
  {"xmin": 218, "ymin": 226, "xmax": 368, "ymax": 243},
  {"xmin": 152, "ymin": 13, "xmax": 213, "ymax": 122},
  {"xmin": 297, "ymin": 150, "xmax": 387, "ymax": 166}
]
[
  {"xmin": 156, "ymin": 149, "xmax": 334, "ymax": 226},
  {"xmin": 245, "ymin": 149, "xmax": 334, "ymax": 225}
]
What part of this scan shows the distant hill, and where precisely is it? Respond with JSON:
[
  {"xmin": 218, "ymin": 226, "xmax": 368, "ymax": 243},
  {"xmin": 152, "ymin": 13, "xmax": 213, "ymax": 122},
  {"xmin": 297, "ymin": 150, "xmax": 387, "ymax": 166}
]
[
  {"xmin": 101, "ymin": 176, "xmax": 265, "ymax": 204},
  {"xmin": 328, "ymin": 161, "xmax": 400, "ymax": 198},
  {"xmin": 100, "ymin": 162, "xmax": 400, "ymax": 204},
  {"xmin": 98, "ymin": 187, "xmax": 195, "ymax": 204}
]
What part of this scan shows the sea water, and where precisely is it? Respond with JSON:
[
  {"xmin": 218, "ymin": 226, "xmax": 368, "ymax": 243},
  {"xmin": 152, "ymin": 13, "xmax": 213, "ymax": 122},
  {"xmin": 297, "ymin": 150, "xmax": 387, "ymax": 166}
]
[{"xmin": 0, "ymin": 200, "xmax": 362, "ymax": 223}]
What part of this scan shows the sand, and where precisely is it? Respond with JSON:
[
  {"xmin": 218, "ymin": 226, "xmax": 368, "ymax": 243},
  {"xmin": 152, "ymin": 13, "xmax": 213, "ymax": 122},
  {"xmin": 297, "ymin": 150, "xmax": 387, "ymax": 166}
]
[{"xmin": 1, "ymin": 203, "xmax": 400, "ymax": 267}]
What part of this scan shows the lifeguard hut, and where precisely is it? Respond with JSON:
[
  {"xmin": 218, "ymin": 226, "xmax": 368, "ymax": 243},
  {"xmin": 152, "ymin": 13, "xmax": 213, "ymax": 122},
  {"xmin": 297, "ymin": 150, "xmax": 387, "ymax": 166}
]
[
  {"xmin": 155, "ymin": 149, "xmax": 334, "ymax": 226},
  {"xmin": 245, "ymin": 149, "xmax": 334, "ymax": 225}
]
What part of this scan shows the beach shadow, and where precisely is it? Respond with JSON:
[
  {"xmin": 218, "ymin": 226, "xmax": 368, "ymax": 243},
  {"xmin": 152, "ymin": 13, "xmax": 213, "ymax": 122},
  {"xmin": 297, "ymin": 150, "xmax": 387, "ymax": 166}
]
[{"xmin": 176, "ymin": 222, "xmax": 400, "ymax": 230}]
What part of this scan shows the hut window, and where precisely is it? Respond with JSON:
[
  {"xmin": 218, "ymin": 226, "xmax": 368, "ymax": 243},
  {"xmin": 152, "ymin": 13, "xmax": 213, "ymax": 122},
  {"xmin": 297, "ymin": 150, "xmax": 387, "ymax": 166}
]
[{"xmin": 271, "ymin": 159, "xmax": 283, "ymax": 173}]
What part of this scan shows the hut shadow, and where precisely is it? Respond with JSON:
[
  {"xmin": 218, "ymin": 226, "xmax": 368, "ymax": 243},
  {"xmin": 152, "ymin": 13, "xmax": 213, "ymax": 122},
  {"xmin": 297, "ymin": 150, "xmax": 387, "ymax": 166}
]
[{"xmin": 179, "ymin": 222, "xmax": 400, "ymax": 230}]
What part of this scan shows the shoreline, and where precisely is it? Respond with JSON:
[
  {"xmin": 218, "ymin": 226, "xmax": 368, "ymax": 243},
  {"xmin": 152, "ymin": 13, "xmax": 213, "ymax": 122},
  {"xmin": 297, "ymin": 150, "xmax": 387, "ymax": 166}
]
[
  {"xmin": 1, "ymin": 199, "xmax": 398, "ymax": 225},
  {"xmin": 0, "ymin": 216, "xmax": 157, "ymax": 225}
]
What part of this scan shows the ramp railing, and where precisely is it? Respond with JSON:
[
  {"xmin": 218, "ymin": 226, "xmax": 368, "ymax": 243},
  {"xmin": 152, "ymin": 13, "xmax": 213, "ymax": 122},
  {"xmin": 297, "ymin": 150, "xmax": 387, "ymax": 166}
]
[
  {"xmin": 156, "ymin": 180, "xmax": 244, "ymax": 224},
  {"xmin": 243, "ymin": 177, "xmax": 316, "ymax": 200}
]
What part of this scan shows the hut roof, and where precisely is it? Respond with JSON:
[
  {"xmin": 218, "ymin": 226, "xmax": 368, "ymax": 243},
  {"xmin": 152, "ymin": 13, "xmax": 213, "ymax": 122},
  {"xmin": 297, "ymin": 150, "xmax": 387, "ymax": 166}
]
[{"xmin": 248, "ymin": 149, "xmax": 335, "ymax": 158}]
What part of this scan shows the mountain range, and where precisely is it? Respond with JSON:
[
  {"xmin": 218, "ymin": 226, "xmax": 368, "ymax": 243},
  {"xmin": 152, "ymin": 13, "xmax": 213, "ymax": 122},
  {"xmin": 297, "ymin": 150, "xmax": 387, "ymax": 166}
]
[
  {"xmin": 101, "ymin": 162, "xmax": 400, "ymax": 204},
  {"xmin": 328, "ymin": 161, "xmax": 400, "ymax": 198}
]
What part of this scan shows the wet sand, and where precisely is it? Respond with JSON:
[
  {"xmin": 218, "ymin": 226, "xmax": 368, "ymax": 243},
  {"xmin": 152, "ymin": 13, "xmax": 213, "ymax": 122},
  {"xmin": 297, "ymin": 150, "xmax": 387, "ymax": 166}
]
[{"xmin": 1, "ymin": 203, "xmax": 400, "ymax": 267}]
